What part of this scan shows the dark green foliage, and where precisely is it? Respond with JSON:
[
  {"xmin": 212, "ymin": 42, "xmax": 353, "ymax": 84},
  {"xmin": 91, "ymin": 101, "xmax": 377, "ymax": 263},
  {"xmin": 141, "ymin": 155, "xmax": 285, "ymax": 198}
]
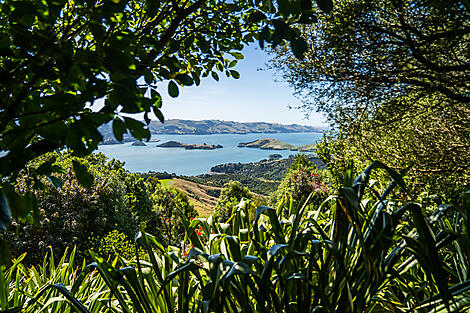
[
  {"xmin": 4, "ymin": 164, "xmax": 470, "ymax": 313},
  {"xmin": 182, "ymin": 173, "xmax": 276, "ymax": 195},
  {"xmin": 213, "ymin": 181, "xmax": 253, "ymax": 222},
  {"xmin": 140, "ymin": 171, "xmax": 174, "ymax": 180},
  {"xmin": 210, "ymin": 155, "xmax": 326, "ymax": 181},
  {"xmin": 89, "ymin": 230, "xmax": 145, "ymax": 260},
  {"xmin": 271, "ymin": 153, "xmax": 329, "ymax": 209},
  {"xmin": 5, "ymin": 152, "xmax": 153, "ymax": 265},
  {"xmin": 0, "ymin": 0, "xmax": 332, "ymax": 246},
  {"xmin": 270, "ymin": 0, "xmax": 470, "ymax": 199},
  {"xmin": 184, "ymin": 155, "xmax": 326, "ymax": 196},
  {"xmin": 146, "ymin": 181, "xmax": 198, "ymax": 247}
]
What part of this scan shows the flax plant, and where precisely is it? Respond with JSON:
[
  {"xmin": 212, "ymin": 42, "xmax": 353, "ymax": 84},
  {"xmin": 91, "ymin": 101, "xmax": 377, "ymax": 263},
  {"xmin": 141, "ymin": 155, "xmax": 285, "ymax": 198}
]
[{"xmin": 3, "ymin": 163, "xmax": 470, "ymax": 313}]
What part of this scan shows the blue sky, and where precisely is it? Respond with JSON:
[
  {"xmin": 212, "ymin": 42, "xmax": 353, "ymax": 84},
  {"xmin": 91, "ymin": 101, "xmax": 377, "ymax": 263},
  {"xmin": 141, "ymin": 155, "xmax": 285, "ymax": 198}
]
[{"xmin": 158, "ymin": 44, "xmax": 326, "ymax": 127}]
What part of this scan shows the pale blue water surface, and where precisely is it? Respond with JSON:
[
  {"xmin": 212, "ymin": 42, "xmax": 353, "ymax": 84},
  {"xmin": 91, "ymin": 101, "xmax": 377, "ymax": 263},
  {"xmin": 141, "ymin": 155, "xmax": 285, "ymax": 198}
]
[{"xmin": 97, "ymin": 132, "xmax": 322, "ymax": 176}]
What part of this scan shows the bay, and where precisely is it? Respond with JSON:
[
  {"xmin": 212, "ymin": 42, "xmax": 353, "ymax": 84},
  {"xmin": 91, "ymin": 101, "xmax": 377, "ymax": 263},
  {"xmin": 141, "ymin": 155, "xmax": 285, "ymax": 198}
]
[{"xmin": 97, "ymin": 132, "xmax": 323, "ymax": 176}]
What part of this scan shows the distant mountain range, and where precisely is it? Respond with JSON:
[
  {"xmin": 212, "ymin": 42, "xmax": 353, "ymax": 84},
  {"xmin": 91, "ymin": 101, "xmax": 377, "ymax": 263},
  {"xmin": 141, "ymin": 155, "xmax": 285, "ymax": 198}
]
[{"xmin": 99, "ymin": 119, "xmax": 323, "ymax": 144}]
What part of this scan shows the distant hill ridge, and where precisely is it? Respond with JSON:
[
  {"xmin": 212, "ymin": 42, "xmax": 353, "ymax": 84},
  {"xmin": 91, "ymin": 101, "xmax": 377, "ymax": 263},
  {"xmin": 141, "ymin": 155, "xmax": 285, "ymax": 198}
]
[
  {"xmin": 99, "ymin": 119, "xmax": 323, "ymax": 144},
  {"xmin": 148, "ymin": 119, "xmax": 322, "ymax": 135}
]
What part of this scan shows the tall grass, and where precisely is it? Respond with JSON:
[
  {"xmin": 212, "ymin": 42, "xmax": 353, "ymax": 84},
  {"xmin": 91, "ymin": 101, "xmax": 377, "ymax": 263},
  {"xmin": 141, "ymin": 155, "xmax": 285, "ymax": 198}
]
[{"xmin": 2, "ymin": 163, "xmax": 470, "ymax": 312}]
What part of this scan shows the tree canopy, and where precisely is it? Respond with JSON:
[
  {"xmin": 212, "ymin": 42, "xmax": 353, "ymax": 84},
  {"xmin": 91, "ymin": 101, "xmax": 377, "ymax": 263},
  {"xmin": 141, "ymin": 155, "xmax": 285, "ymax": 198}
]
[
  {"xmin": 270, "ymin": 0, "xmax": 470, "ymax": 196},
  {"xmin": 0, "ymin": 0, "xmax": 332, "ymax": 230}
]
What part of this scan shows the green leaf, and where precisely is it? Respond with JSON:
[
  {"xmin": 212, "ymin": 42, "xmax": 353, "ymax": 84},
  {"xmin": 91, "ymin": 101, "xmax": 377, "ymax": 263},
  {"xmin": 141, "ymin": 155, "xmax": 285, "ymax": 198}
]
[
  {"xmin": 47, "ymin": 175, "xmax": 64, "ymax": 189},
  {"xmin": 145, "ymin": 0, "xmax": 161, "ymax": 17},
  {"xmin": 124, "ymin": 117, "xmax": 150, "ymax": 141},
  {"xmin": 176, "ymin": 74, "xmax": 194, "ymax": 86},
  {"xmin": 230, "ymin": 70, "xmax": 240, "ymax": 79},
  {"xmin": 0, "ymin": 238, "xmax": 11, "ymax": 266},
  {"xmin": 168, "ymin": 81, "xmax": 179, "ymax": 98},
  {"xmin": 253, "ymin": 205, "xmax": 285, "ymax": 244},
  {"xmin": 23, "ymin": 283, "xmax": 92, "ymax": 313},
  {"xmin": 221, "ymin": 262, "xmax": 256, "ymax": 282},
  {"xmin": 211, "ymin": 71, "xmax": 219, "ymax": 81},
  {"xmin": 112, "ymin": 117, "xmax": 126, "ymax": 142},
  {"xmin": 230, "ymin": 52, "xmax": 244, "ymax": 60},
  {"xmin": 144, "ymin": 70, "xmax": 154, "ymax": 84},
  {"xmin": 315, "ymin": 0, "xmax": 333, "ymax": 13},
  {"xmin": 259, "ymin": 25, "xmax": 271, "ymax": 49},
  {"xmin": 248, "ymin": 11, "xmax": 267, "ymax": 23},
  {"xmin": 36, "ymin": 159, "xmax": 54, "ymax": 175},
  {"xmin": 0, "ymin": 192, "xmax": 11, "ymax": 231},
  {"xmin": 406, "ymin": 204, "xmax": 451, "ymax": 306},
  {"xmin": 153, "ymin": 107, "xmax": 165, "ymax": 123},
  {"xmin": 72, "ymin": 160, "xmax": 94, "ymax": 189},
  {"xmin": 339, "ymin": 187, "xmax": 361, "ymax": 210},
  {"xmin": 151, "ymin": 89, "xmax": 162, "ymax": 108},
  {"xmin": 291, "ymin": 37, "xmax": 308, "ymax": 59}
]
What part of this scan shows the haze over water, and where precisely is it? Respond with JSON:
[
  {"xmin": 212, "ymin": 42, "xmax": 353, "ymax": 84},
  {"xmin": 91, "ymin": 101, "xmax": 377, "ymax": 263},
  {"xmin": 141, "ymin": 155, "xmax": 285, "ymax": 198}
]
[{"xmin": 98, "ymin": 132, "xmax": 322, "ymax": 176}]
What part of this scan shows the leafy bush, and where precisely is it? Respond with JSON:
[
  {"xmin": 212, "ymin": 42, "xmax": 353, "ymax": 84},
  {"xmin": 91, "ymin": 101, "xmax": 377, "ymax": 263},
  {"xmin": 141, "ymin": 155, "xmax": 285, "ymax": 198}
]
[
  {"xmin": 4, "ymin": 164, "xmax": 470, "ymax": 313},
  {"xmin": 89, "ymin": 230, "xmax": 144, "ymax": 260},
  {"xmin": 213, "ymin": 181, "xmax": 252, "ymax": 222},
  {"xmin": 6, "ymin": 152, "xmax": 153, "ymax": 265},
  {"xmin": 145, "ymin": 181, "xmax": 198, "ymax": 247},
  {"xmin": 271, "ymin": 153, "xmax": 329, "ymax": 209}
]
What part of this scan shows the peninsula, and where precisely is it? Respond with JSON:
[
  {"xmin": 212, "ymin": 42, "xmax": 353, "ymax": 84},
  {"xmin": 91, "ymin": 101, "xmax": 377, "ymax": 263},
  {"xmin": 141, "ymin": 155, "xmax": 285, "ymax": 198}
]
[
  {"xmin": 238, "ymin": 138, "xmax": 316, "ymax": 152},
  {"xmin": 157, "ymin": 141, "xmax": 223, "ymax": 150}
]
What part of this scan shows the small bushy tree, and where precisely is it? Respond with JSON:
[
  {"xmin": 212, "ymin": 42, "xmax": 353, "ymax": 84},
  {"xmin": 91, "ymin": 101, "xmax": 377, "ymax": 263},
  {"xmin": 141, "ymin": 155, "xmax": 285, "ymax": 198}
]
[
  {"xmin": 213, "ymin": 181, "xmax": 252, "ymax": 222},
  {"xmin": 271, "ymin": 154, "xmax": 328, "ymax": 211},
  {"xmin": 146, "ymin": 182, "xmax": 198, "ymax": 247},
  {"xmin": 89, "ymin": 230, "xmax": 145, "ymax": 260},
  {"xmin": 6, "ymin": 152, "xmax": 153, "ymax": 265}
]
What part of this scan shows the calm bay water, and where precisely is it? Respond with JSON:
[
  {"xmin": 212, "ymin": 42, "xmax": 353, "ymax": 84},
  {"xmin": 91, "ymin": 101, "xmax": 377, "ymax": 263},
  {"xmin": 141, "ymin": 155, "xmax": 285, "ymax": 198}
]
[{"xmin": 97, "ymin": 132, "xmax": 323, "ymax": 176}]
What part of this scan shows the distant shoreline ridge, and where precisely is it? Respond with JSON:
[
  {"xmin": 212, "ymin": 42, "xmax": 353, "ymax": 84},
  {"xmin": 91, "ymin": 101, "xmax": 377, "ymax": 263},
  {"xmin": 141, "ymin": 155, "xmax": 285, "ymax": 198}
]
[{"xmin": 99, "ymin": 119, "xmax": 324, "ymax": 144}]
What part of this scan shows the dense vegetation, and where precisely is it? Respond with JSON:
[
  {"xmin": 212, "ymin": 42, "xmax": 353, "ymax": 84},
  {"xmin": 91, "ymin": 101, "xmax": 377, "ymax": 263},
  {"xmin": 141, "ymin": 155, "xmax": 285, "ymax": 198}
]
[
  {"xmin": 182, "ymin": 173, "xmax": 277, "ymax": 196},
  {"xmin": 3, "ymin": 163, "xmax": 470, "ymax": 312},
  {"xmin": 146, "ymin": 179, "xmax": 198, "ymax": 247},
  {"xmin": 176, "ymin": 155, "xmax": 326, "ymax": 195},
  {"xmin": 1, "ymin": 0, "xmax": 469, "ymax": 312},
  {"xmin": 0, "ymin": 0, "xmax": 330, "ymax": 239},
  {"xmin": 270, "ymin": 0, "xmax": 470, "ymax": 199},
  {"xmin": 210, "ymin": 155, "xmax": 325, "ymax": 181},
  {"xmin": 270, "ymin": 154, "xmax": 328, "ymax": 208},
  {"xmin": 4, "ymin": 152, "xmax": 197, "ymax": 265},
  {"xmin": 213, "ymin": 181, "xmax": 254, "ymax": 222}
]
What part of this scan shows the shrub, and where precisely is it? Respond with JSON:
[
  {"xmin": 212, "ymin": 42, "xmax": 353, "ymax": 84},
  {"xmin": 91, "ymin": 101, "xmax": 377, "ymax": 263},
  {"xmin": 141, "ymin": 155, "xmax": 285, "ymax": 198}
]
[
  {"xmin": 213, "ymin": 181, "xmax": 252, "ymax": 222},
  {"xmin": 4, "ymin": 163, "xmax": 470, "ymax": 313},
  {"xmin": 146, "ymin": 182, "xmax": 198, "ymax": 247},
  {"xmin": 271, "ymin": 153, "xmax": 328, "ymax": 211},
  {"xmin": 6, "ymin": 152, "xmax": 153, "ymax": 265},
  {"xmin": 89, "ymin": 230, "xmax": 144, "ymax": 260}
]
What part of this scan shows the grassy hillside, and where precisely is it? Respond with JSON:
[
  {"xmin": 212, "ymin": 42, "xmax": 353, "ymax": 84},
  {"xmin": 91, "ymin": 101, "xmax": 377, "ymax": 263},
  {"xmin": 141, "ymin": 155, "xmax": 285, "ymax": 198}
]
[
  {"xmin": 238, "ymin": 138, "xmax": 297, "ymax": 150},
  {"xmin": 162, "ymin": 178, "xmax": 221, "ymax": 217},
  {"xmin": 238, "ymin": 138, "xmax": 316, "ymax": 152}
]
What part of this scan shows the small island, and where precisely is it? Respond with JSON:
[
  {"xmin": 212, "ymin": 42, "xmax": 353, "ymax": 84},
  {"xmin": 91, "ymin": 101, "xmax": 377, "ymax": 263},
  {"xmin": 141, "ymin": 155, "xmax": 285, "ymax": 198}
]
[
  {"xmin": 157, "ymin": 141, "xmax": 223, "ymax": 150},
  {"xmin": 132, "ymin": 141, "xmax": 146, "ymax": 146},
  {"xmin": 238, "ymin": 138, "xmax": 315, "ymax": 152},
  {"xmin": 269, "ymin": 154, "xmax": 283, "ymax": 160}
]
